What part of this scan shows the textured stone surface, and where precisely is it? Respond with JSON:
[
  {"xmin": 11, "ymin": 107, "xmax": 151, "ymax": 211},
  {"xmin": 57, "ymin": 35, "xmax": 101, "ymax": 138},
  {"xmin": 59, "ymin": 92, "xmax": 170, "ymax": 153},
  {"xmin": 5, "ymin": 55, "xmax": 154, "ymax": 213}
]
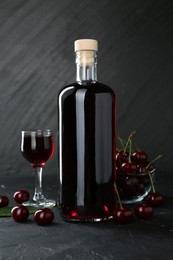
[
  {"xmin": 0, "ymin": 0, "xmax": 172, "ymax": 177},
  {"xmin": 0, "ymin": 173, "xmax": 173, "ymax": 260}
]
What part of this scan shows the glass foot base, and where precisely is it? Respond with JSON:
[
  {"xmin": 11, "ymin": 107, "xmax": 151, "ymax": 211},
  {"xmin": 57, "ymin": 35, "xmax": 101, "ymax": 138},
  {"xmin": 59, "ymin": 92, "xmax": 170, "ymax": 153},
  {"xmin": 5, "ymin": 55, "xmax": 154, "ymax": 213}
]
[{"xmin": 23, "ymin": 199, "xmax": 56, "ymax": 208}]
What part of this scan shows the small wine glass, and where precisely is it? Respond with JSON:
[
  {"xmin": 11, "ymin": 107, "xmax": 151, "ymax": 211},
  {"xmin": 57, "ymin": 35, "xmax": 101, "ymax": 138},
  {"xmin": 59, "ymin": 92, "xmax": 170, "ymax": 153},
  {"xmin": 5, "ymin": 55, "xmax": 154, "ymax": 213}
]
[{"xmin": 21, "ymin": 129, "xmax": 56, "ymax": 207}]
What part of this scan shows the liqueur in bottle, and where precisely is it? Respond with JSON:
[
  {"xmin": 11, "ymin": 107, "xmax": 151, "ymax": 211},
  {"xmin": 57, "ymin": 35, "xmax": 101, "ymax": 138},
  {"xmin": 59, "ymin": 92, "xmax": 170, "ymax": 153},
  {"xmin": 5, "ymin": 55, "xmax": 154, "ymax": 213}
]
[{"xmin": 58, "ymin": 39, "xmax": 116, "ymax": 222}]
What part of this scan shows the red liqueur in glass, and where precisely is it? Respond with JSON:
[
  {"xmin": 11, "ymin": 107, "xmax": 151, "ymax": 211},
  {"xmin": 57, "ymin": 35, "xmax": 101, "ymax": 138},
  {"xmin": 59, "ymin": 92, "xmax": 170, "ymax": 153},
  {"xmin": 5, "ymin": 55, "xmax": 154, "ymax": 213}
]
[{"xmin": 21, "ymin": 135, "xmax": 54, "ymax": 167}]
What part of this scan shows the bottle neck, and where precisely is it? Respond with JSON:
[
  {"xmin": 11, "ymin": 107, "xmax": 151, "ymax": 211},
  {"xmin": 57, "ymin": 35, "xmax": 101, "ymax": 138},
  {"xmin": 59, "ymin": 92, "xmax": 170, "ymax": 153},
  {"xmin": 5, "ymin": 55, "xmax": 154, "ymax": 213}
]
[{"xmin": 75, "ymin": 50, "xmax": 97, "ymax": 83}]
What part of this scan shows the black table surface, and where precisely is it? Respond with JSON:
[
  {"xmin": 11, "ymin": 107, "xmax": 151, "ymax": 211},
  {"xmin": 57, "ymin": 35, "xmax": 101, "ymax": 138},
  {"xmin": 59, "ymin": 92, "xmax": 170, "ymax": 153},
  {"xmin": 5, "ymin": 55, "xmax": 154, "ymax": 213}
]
[{"xmin": 0, "ymin": 172, "xmax": 173, "ymax": 260}]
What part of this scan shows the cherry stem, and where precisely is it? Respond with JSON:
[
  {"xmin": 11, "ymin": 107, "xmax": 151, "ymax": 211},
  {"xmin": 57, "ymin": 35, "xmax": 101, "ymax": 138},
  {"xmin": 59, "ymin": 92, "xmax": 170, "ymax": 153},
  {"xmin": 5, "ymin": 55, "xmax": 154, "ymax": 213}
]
[
  {"xmin": 146, "ymin": 155, "xmax": 163, "ymax": 170},
  {"xmin": 114, "ymin": 183, "xmax": 123, "ymax": 209},
  {"xmin": 148, "ymin": 172, "xmax": 156, "ymax": 193},
  {"xmin": 123, "ymin": 131, "xmax": 136, "ymax": 155},
  {"xmin": 146, "ymin": 155, "xmax": 163, "ymax": 193},
  {"xmin": 118, "ymin": 136, "xmax": 126, "ymax": 149},
  {"xmin": 128, "ymin": 139, "xmax": 132, "ymax": 163}
]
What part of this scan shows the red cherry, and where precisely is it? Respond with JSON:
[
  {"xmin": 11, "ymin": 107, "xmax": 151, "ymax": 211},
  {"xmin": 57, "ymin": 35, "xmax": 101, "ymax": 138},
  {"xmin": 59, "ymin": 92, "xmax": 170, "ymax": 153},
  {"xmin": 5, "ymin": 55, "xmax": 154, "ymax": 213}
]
[
  {"xmin": 134, "ymin": 203, "xmax": 153, "ymax": 219},
  {"xmin": 0, "ymin": 196, "xmax": 9, "ymax": 208},
  {"xmin": 113, "ymin": 206, "xmax": 133, "ymax": 224},
  {"xmin": 124, "ymin": 177, "xmax": 145, "ymax": 196},
  {"xmin": 137, "ymin": 164, "xmax": 147, "ymax": 173},
  {"xmin": 11, "ymin": 205, "xmax": 29, "ymax": 222},
  {"xmin": 146, "ymin": 192, "xmax": 163, "ymax": 206},
  {"xmin": 116, "ymin": 151, "xmax": 129, "ymax": 161},
  {"xmin": 121, "ymin": 162, "xmax": 137, "ymax": 174},
  {"xmin": 140, "ymin": 175, "xmax": 150, "ymax": 186},
  {"xmin": 132, "ymin": 150, "xmax": 148, "ymax": 164},
  {"xmin": 116, "ymin": 151, "xmax": 129, "ymax": 167},
  {"xmin": 34, "ymin": 208, "xmax": 54, "ymax": 225},
  {"xmin": 13, "ymin": 190, "xmax": 30, "ymax": 204},
  {"xmin": 137, "ymin": 162, "xmax": 155, "ymax": 174}
]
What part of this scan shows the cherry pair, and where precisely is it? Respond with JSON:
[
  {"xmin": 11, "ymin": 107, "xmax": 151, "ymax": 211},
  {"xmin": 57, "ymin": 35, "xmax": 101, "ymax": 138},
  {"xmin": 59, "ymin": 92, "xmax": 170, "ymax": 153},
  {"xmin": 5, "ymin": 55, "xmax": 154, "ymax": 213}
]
[
  {"xmin": 11, "ymin": 205, "xmax": 54, "ymax": 225},
  {"xmin": 0, "ymin": 189, "xmax": 29, "ymax": 208},
  {"xmin": 112, "ymin": 203, "xmax": 154, "ymax": 224}
]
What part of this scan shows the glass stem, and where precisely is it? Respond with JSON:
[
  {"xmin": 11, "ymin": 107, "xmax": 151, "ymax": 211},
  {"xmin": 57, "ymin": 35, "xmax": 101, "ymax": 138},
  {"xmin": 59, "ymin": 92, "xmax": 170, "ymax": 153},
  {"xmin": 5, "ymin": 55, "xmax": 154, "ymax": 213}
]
[{"xmin": 33, "ymin": 167, "xmax": 44, "ymax": 201}]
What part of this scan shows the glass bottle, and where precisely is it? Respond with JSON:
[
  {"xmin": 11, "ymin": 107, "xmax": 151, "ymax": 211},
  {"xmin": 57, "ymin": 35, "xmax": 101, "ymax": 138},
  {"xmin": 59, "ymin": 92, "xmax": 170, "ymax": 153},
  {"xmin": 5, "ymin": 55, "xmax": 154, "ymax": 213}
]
[{"xmin": 57, "ymin": 39, "xmax": 116, "ymax": 222}]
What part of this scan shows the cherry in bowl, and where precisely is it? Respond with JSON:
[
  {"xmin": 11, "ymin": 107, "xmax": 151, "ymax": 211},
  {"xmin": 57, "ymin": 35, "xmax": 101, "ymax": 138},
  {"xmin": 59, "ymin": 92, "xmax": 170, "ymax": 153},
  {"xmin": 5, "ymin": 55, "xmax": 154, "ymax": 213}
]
[
  {"xmin": 116, "ymin": 170, "xmax": 155, "ymax": 204},
  {"xmin": 131, "ymin": 150, "xmax": 148, "ymax": 164}
]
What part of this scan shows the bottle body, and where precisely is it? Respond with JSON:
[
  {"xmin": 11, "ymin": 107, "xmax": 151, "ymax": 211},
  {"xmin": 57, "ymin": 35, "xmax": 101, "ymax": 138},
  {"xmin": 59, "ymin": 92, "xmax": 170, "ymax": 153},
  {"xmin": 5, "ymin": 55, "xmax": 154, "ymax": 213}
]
[{"xmin": 58, "ymin": 82, "xmax": 116, "ymax": 222}]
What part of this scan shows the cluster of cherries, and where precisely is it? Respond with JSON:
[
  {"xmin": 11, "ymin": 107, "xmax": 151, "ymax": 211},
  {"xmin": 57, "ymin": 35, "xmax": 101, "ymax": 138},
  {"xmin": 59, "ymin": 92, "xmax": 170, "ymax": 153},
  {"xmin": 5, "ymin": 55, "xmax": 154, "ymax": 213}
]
[
  {"xmin": 113, "ymin": 131, "xmax": 163, "ymax": 224},
  {"xmin": 0, "ymin": 190, "xmax": 54, "ymax": 225}
]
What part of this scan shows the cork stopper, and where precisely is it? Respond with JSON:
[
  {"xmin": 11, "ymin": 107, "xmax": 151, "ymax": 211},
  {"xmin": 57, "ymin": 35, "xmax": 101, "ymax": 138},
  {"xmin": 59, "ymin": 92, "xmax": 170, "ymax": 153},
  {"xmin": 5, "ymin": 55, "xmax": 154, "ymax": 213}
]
[{"xmin": 74, "ymin": 39, "xmax": 98, "ymax": 52}]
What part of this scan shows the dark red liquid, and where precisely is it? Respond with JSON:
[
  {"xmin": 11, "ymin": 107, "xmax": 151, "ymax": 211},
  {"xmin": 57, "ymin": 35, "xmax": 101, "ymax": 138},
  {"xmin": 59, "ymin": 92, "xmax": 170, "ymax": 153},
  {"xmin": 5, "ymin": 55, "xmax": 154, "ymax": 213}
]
[
  {"xmin": 58, "ymin": 82, "xmax": 116, "ymax": 222},
  {"xmin": 21, "ymin": 135, "xmax": 54, "ymax": 167}
]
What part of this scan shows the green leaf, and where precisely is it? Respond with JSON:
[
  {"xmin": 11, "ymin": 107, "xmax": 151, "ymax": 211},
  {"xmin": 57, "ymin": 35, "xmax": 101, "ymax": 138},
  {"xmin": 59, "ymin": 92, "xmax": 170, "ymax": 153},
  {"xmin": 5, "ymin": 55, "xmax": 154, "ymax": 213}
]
[
  {"xmin": 0, "ymin": 206, "xmax": 13, "ymax": 217},
  {"xmin": 0, "ymin": 206, "xmax": 40, "ymax": 217},
  {"xmin": 27, "ymin": 206, "xmax": 39, "ymax": 214}
]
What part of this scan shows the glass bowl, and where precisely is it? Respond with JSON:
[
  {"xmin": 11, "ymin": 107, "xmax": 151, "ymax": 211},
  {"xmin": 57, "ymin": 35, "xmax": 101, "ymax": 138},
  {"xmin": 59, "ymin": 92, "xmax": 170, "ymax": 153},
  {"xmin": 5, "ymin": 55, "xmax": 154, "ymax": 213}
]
[{"xmin": 116, "ymin": 169, "xmax": 155, "ymax": 204}]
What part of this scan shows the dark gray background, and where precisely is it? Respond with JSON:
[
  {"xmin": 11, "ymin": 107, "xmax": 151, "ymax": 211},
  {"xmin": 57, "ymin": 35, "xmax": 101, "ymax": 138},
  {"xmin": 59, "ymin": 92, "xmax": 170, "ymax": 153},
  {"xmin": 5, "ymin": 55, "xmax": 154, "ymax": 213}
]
[{"xmin": 0, "ymin": 0, "xmax": 172, "ymax": 179}]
